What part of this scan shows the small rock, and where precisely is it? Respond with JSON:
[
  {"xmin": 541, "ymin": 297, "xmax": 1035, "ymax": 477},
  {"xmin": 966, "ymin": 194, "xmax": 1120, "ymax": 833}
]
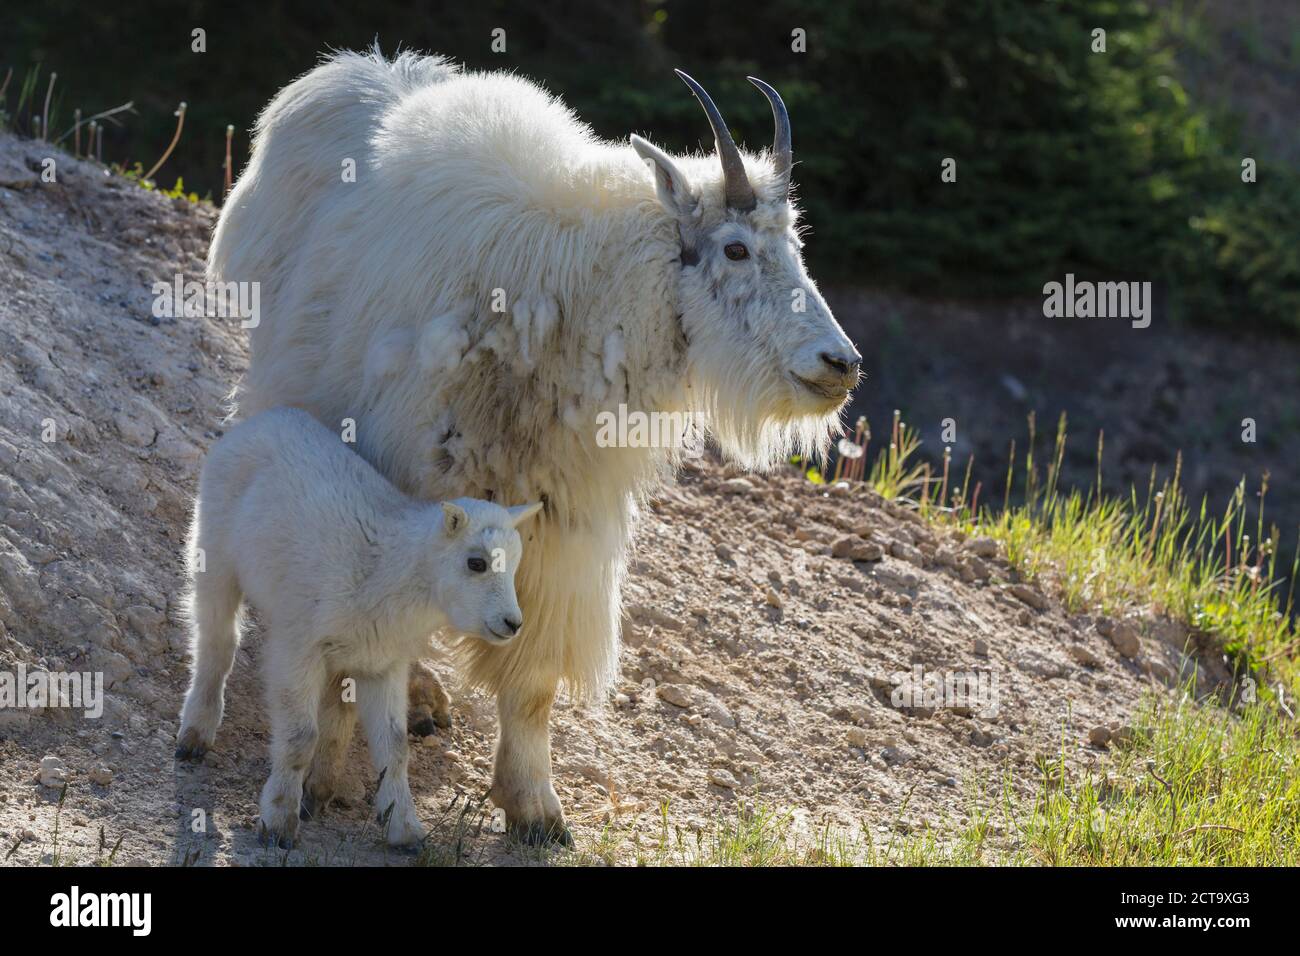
[
  {"xmin": 37, "ymin": 755, "xmax": 67, "ymax": 788},
  {"xmin": 714, "ymin": 543, "xmax": 734, "ymax": 563},
  {"xmin": 1088, "ymin": 726, "xmax": 1111, "ymax": 747},
  {"xmin": 656, "ymin": 683, "xmax": 695, "ymax": 708},
  {"xmin": 1009, "ymin": 583, "xmax": 1048, "ymax": 611},
  {"xmin": 709, "ymin": 769, "xmax": 739, "ymax": 789},
  {"xmin": 1145, "ymin": 658, "xmax": 1175, "ymax": 683},
  {"xmin": 965, "ymin": 537, "xmax": 999, "ymax": 558},
  {"xmin": 721, "ymin": 478, "xmax": 753, "ymax": 495},
  {"xmin": 973, "ymin": 638, "xmax": 989, "ymax": 658},
  {"xmin": 873, "ymin": 564, "xmax": 920, "ymax": 591},
  {"xmin": 1014, "ymin": 649, "xmax": 1068, "ymax": 679},
  {"xmin": 845, "ymin": 727, "xmax": 869, "ymax": 748},
  {"xmin": 832, "ymin": 535, "xmax": 884, "ymax": 562},
  {"xmin": 764, "ymin": 587, "xmax": 783, "ymax": 609},
  {"xmin": 625, "ymin": 603, "xmax": 684, "ymax": 632},
  {"xmin": 880, "ymin": 746, "xmax": 911, "ymax": 767},
  {"xmin": 889, "ymin": 541, "xmax": 924, "ymax": 566},
  {"xmin": 1068, "ymin": 644, "xmax": 1102, "ymax": 667},
  {"xmin": 87, "ymin": 766, "xmax": 113, "ymax": 786},
  {"xmin": 1108, "ymin": 621, "xmax": 1141, "ymax": 659}
]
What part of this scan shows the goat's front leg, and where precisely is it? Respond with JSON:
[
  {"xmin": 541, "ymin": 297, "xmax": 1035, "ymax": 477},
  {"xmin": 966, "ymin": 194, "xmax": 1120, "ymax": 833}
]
[
  {"xmin": 358, "ymin": 663, "xmax": 425, "ymax": 847},
  {"xmin": 258, "ymin": 647, "xmax": 324, "ymax": 849},
  {"xmin": 489, "ymin": 674, "xmax": 571, "ymax": 846}
]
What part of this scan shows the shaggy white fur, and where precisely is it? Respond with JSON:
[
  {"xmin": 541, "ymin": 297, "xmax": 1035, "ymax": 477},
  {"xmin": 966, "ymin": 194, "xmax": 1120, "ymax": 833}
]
[
  {"xmin": 175, "ymin": 407, "xmax": 541, "ymax": 848},
  {"xmin": 208, "ymin": 46, "xmax": 859, "ymax": 842}
]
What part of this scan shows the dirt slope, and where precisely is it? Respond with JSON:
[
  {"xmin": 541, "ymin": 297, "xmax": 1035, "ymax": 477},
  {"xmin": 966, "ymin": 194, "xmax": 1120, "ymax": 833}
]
[{"xmin": 0, "ymin": 132, "xmax": 1224, "ymax": 865}]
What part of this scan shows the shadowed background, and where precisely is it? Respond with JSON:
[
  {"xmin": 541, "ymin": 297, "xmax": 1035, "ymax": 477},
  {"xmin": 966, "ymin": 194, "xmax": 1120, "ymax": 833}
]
[{"xmin": 2, "ymin": 0, "xmax": 1297, "ymax": 560}]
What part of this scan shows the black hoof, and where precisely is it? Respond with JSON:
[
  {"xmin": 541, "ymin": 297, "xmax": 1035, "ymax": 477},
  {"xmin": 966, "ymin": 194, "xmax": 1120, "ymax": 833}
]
[
  {"xmin": 258, "ymin": 823, "xmax": 294, "ymax": 850},
  {"xmin": 174, "ymin": 743, "xmax": 207, "ymax": 762}
]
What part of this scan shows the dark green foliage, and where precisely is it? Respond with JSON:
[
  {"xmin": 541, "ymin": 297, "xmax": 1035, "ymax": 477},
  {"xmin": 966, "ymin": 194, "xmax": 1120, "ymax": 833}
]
[{"xmin": 1, "ymin": 0, "xmax": 1295, "ymax": 329}]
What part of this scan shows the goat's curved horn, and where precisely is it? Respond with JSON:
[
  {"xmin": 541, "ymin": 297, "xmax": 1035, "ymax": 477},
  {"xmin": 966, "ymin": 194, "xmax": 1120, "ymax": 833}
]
[
  {"xmin": 674, "ymin": 69, "xmax": 756, "ymax": 212},
  {"xmin": 746, "ymin": 76, "xmax": 792, "ymax": 194}
]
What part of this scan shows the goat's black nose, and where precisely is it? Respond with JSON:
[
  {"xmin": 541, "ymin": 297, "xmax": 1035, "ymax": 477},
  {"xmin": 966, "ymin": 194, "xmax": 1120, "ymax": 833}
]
[
  {"xmin": 820, "ymin": 351, "xmax": 862, "ymax": 378},
  {"xmin": 503, "ymin": 616, "xmax": 522, "ymax": 635}
]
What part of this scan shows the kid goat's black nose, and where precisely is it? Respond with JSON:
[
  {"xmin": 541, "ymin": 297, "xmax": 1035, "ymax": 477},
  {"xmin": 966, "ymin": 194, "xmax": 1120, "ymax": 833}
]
[
  {"xmin": 820, "ymin": 351, "xmax": 862, "ymax": 377},
  {"xmin": 503, "ymin": 616, "xmax": 522, "ymax": 635}
]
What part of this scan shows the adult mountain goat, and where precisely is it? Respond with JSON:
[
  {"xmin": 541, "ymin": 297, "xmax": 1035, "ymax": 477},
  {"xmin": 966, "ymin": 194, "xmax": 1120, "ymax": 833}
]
[{"xmin": 208, "ymin": 47, "xmax": 861, "ymax": 844}]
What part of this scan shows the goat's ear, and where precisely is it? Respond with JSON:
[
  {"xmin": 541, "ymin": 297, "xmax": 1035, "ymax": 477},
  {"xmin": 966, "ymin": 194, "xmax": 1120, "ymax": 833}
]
[
  {"xmin": 442, "ymin": 502, "xmax": 468, "ymax": 538},
  {"xmin": 507, "ymin": 501, "xmax": 544, "ymax": 528},
  {"xmin": 631, "ymin": 134, "xmax": 697, "ymax": 219}
]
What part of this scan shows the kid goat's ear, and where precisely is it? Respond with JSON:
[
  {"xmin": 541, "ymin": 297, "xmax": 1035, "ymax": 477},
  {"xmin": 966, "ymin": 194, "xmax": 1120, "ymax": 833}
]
[
  {"xmin": 630, "ymin": 134, "xmax": 698, "ymax": 219},
  {"xmin": 442, "ymin": 502, "xmax": 468, "ymax": 538},
  {"xmin": 507, "ymin": 501, "xmax": 545, "ymax": 528}
]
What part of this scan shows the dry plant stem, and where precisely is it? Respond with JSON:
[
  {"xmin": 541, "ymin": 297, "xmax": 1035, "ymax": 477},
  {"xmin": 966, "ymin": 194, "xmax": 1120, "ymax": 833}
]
[
  {"xmin": 53, "ymin": 101, "xmax": 134, "ymax": 147},
  {"xmin": 224, "ymin": 124, "xmax": 234, "ymax": 197},
  {"xmin": 41, "ymin": 72, "xmax": 56, "ymax": 142},
  {"xmin": 143, "ymin": 102, "xmax": 187, "ymax": 182}
]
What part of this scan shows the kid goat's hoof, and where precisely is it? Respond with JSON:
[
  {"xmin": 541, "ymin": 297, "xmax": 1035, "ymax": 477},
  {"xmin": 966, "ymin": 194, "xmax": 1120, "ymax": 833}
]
[
  {"xmin": 258, "ymin": 823, "xmax": 295, "ymax": 851},
  {"xmin": 174, "ymin": 729, "xmax": 209, "ymax": 762}
]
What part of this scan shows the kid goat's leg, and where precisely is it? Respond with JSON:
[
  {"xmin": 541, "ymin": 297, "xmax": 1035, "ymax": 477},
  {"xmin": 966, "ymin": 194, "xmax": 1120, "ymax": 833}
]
[
  {"xmin": 176, "ymin": 565, "xmax": 242, "ymax": 760},
  {"xmin": 258, "ymin": 643, "xmax": 323, "ymax": 850},
  {"xmin": 358, "ymin": 663, "xmax": 425, "ymax": 847}
]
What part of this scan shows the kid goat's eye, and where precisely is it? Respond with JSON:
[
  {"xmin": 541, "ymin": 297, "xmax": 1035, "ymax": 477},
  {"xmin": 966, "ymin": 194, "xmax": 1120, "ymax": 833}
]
[
  {"xmin": 467, "ymin": 557, "xmax": 488, "ymax": 573},
  {"xmin": 724, "ymin": 241, "xmax": 749, "ymax": 261}
]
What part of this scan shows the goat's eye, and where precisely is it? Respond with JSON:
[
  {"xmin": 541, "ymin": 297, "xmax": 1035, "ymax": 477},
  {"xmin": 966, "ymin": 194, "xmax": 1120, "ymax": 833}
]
[
  {"xmin": 467, "ymin": 557, "xmax": 488, "ymax": 573},
  {"xmin": 724, "ymin": 241, "xmax": 749, "ymax": 261}
]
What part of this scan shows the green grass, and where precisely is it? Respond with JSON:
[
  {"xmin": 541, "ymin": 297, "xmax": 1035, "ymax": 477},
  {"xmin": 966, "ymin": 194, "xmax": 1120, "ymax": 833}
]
[
  {"xmin": 1014, "ymin": 693, "xmax": 1299, "ymax": 865},
  {"xmin": 866, "ymin": 411, "xmax": 1300, "ymax": 687},
  {"xmin": 516, "ymin": 691, "xmax": 1297, "ymax": 867}
]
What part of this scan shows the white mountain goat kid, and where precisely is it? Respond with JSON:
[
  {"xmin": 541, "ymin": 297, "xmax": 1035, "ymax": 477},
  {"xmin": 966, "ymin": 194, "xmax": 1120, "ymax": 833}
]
[
  {"xmin": 175, "ymin": 407, "xmax": 542, "ymax": 848},
  {"xmin": 209, "ymin": 48, "xmax": 861, "ymax": 844}
]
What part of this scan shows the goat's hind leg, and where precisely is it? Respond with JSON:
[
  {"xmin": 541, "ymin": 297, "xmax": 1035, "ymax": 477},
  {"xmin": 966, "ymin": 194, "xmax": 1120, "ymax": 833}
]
[
  {"xmin": 176, "ymin": 565, "xmax": 242, "ymax": 761},
  {"xmin": 407, "ymin": 659, "xmax": 451, "ymax": 735},
  {"xmin": 301, "ymin": 674, "xmax": 357, "ymax": 820}
]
